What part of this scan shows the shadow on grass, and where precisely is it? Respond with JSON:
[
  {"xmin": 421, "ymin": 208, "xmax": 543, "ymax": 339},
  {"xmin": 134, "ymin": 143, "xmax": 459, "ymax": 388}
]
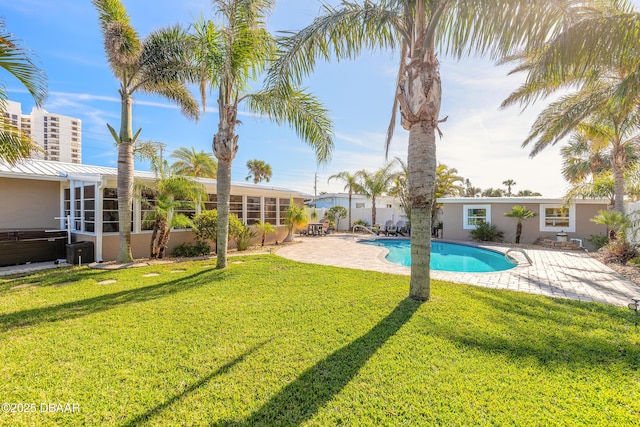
[
  {"xmin": 122, "ymin": 339, "xmax": 273, "ymax": 427},
  {"xmin": 211, "ymin": 298, "xmax": 422, "ymax": 427},
  {"xmin": 0, "ymin": 269, "xmax": 226, "ymax": 332},
  {"xmin": 434, "ymin": 286, "xmax": 640, "ymax": 369}
]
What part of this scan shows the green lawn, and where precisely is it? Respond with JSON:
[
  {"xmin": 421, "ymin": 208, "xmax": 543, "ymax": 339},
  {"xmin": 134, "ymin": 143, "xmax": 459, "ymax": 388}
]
[{"xmin": 0, "ymin": 255, "xmax": 638, "ymax": 426}]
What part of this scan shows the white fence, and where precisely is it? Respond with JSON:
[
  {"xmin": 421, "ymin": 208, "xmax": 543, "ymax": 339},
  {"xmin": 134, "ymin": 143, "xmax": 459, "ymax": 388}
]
[{"xmin": 307, "ymin": 206, "xmax": 407, "ymax": 231}]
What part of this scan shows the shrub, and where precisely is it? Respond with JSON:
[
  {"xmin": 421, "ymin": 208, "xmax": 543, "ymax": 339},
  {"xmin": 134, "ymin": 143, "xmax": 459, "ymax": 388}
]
[
  {"xmin": 586, "ymin": 234, "xmax": 608, "ymax": 250},
  {"xmin": 469, "ymin": 223, "xmax": 504, "ymax": 242},
  {"xmin": 233, "ymin": 224, "xmax": 257, "ymax": 252},
  {"xmin": 600, "ymin": 240, "xmax": 638, "ymax": 264},
  {"xmin": 172, "ymin": 241, "xmax": 211, "ymax": 257},
  {"xmin": 352, "ymin": 219, "xmax": 370, "ymax": 231}
]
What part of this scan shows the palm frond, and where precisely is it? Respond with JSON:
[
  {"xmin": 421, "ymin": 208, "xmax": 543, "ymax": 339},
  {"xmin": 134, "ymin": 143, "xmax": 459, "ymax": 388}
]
[
  {"xmin": 246, "ymin": 85, "xmax": 333, "ymax": 163},
  {"xmin": 0, "ymin": 122, "xmax": 41, "ymax": 165},
  {"xmin": 0, "ymin": 19, "xmax": 47, "ymax": 107}
]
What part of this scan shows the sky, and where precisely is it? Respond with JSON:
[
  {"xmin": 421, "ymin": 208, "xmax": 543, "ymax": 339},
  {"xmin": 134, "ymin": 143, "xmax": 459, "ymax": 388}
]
[{"xmin": 2, "ymin": 0, "xmax": 636, "ymax": 198}]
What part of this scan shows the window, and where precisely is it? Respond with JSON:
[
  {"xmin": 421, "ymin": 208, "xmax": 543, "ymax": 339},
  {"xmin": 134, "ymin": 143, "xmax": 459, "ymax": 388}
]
[
  {"xmin": 264, "ymin": 197, "xmax": 277, "ymax": 225},
  {"xmin": 463, "ymin": 204, "xmax": 491, "ymax": 229},
  {"xmin": 103, "ymin": 188, "xmax": 119, "ymax": 232},
  {"xmin": 246, "ymin": 196, "xmax": 261, "ymax": 224},
  {"xmin": 140, "ymin": 189, "xmax": 157, "ymax": 231},
  {"xmin": 386, "ymin": 204, "xmax": 392, "ymax": 208},
  {"xmin": 204, "ymin": 194, "xmax": 217, "ymax": 211},
  {"xmin": 355, "ymin": 202, "xmax": 365, "ymax": 208},
  {"xmin": 83, "ymin": 185, "xmax": 95, "ymax": 232},
  {"xmin": 230, "ymin": 195, "xmax": 243, "ymax": 221},
  {"xmin": 278, "ymin": 198, "xmax": 290, "ymax": 226},
  {"xmin": 540, "ymin": 204, "xmax": 575, "ymax": 232}
]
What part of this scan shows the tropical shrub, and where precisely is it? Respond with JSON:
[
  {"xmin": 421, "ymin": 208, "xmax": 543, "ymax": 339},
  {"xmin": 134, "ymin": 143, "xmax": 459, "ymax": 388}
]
[
  {"xmin": 172, "ymin": 241, "xmax": 211, "ymax": 257},
  {"xmin": 326, "ymin": 206, "xmax": 348, "ymax": 230},
  {"xmin": 233, "ymin": 224, "xmax": 257, "ymax": 252},
  {"xmin": 586, "ymin": 234, "xmax": 608, "ymax": 250},
  {"xmin": 352, "ymin": 219, "xmax": 370, "ymax": 231},
  {"xmin": 470, "ymin": 223, "xmax": 504, "ymax": 242},
  {"xmin": 193, "ymin": 210, "xmax": 244, "ymax": 253},
  {"xmin": 600, "ymin": 240, "xmax": 637, "ymax": 264}
]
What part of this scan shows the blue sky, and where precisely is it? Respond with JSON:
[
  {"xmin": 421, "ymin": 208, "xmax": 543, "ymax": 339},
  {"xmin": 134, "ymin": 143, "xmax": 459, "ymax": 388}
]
[{"xmin": 3, "ymin": 0, "xmax": 634, "ymax": 197}]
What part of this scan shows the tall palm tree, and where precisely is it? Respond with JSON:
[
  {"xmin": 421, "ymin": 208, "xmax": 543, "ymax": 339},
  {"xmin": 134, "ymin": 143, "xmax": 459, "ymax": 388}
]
[
  {"xmin": 328, "ymin": 170, "xmax": 359, "ymax": 230},
  {"xmin": 354, "ymin": 162, "xmax": 397, "ymax": 227},
  {"xmin": 170, "ymin": 146, "xmax": 217, "ymax": 177},
  {"xmin": 0, "ymin": 19, "xmax": 47, "ymax": 164},
  {"xmin": 190, "ymin": 2, "xmax": 333, "ymax": 269},
  {"xmin": 502, "ymin": 179, "xmax": 516, "ymax": 197},
  {"xmin": 245, "ymin": 159, "xmax": 272, "ymax": 184},
  {"xmin": 270, "ymin": 0, "xmax": 585, "ymax": 301},
  {"xmin": 501, "ymin": 1, "xmax": 639, "ymax": 214},
  {"xmin": 93, "ymin": 0, "xmax": 199, "ymax": 263}
]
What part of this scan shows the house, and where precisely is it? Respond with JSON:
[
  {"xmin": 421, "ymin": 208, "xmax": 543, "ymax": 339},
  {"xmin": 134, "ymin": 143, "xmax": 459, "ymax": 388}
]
[
  {"xmin": 307, "ymin": 193, "xmax": 406, "ymax": 230},
  {"xmin": 436, "ymin": 197, "xmax": 609, "ymax": 250},
  {"xmin": 0, "ymin": 159, "xmax": 305, "ymax": 263}
]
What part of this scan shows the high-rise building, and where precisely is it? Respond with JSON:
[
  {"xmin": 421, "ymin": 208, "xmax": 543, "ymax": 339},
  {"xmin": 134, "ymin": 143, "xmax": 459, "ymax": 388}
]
[{"xmin": 4, "ymin": 100, "xmax": 82, "ymax": 164}]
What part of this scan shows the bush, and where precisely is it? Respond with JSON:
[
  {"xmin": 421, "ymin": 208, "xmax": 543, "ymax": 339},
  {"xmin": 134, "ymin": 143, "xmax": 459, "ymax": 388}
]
[
  {"xmin": 233, "ymin": 224, "xmax": 257, "ymax": 252},
  {"xmin": 600, "ymin": 240, "xmax": 638, "ymax": 264},
  {"xmin": 352, "ymin": 219, "xmax": 370, "ymax": 231},
  {"xmin": 172, "ymin": 241, "xmax": 211, "ymax": 257},
  {"xmin": 469, "ymin": 223, "xmax": 504, "ymax": 242},
  {"xmin": 586, "ymin": 234, "xmax": 609, "ymax": 250}
]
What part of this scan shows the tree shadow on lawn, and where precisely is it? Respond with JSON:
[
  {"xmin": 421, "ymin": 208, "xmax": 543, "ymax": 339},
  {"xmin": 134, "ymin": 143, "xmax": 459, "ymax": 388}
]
[
  {"xmin": 122, "ymin": 338, "xmax": 274, "ymax": 427},
  {"xmin": 0, "ymin": 269, "xmax": 229, "ymax": 332},
  {"xmin": 209, "ymin": 298, "xmax": 422, "ymax": 427},
  {"xmin": 435, "ymin": 286, "xmax": 640, "ymax": 369}
]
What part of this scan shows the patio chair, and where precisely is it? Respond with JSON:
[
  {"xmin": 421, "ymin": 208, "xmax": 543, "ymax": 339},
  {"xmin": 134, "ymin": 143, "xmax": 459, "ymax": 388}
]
[
  {"xmin": 396, "ymin": 220, "xmax": 408, "ymax": 236},
  {"xmin": 384, "ymin": 220, "xmax": 397, "ymax": 236}
]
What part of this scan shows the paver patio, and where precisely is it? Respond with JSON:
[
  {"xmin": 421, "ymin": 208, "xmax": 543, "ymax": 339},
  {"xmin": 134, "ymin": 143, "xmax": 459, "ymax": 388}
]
[{"xmin": 276, "ymin": 234, "xmax": 640, "ymax": 307}]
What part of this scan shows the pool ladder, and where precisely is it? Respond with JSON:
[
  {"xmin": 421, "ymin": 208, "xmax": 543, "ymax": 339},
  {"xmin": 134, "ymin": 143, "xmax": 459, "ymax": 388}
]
[{"xmin": 505, "ymin": 248, "xmax": 533, "ymax": 266}]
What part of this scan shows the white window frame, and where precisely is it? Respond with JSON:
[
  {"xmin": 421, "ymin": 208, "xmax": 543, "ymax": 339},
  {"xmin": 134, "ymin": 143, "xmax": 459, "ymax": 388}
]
[
  {"xmin": 540, "ymin": 204, "xmax": 575, "ymax": 232},
  {"xmin": 463, "ymin": 204, "xmax": 491, "ymax": 230}
]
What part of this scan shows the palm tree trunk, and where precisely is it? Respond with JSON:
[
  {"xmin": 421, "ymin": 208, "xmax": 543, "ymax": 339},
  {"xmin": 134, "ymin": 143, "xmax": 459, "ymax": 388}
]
[
  {"xmin": 371, "ymin": 196, "xmax": 376, "ymax": 227},
  {"xmin": 408, "ymin": 123, "xmax": 437, "ymax": 302},
  {"xmin": 516, "ymin": 222, "xmax": 522, "ymax": 244},
  {"xmin": 150, "ymin": 218, "xmax": 159, "ymax": 258},
  {"xmin": 348, "ymin": 190, "xmax": 352, "ymax": 231},
  {"xmin": 401, "ymin": 46, "xmax": 442, "ymax": 302},
  {"xmin": 612, "ymin": 145, "xmax": 625, "ymax": 213},
  {"xmin": 157, "ymin": 221, "xmax": 171, "ymax": 259},
  {"xmin": 213, "ymin": 104, "xmax": 240, "ymax": 269},
  {"xmin": 216, "ymin": 158, "xmax": 232, "ymax": 268},
  {"xmin": 116, "ymin": 92, "xmax": 134, "ymax": 263}
]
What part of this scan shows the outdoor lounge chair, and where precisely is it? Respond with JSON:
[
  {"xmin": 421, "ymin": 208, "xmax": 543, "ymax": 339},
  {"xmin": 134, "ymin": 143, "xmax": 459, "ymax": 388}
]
[
  {"xmin": 396, "ymin": 220, "xmax": 408, "ymax": 236},
  {"xmin": 384, "ymin": 220, "xmax": 397, "ymax": 236}
]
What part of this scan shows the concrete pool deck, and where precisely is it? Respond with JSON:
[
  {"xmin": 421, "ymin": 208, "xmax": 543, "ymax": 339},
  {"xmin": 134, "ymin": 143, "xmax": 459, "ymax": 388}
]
[{"xmin": 276, "ymin": 234, "xmax": 640, "ymax": 307}]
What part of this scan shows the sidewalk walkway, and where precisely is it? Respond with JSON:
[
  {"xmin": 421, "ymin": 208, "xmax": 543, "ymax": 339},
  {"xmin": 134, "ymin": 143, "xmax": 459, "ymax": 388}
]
[{"xmin": 276, "ymin": 234, "xmax": 640, "ymax": 307}]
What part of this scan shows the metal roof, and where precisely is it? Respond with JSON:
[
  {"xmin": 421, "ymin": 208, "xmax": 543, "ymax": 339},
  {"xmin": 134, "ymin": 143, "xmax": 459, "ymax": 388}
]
[{"xmin": 0, "ymin": 159, "xmax": 302, "ymax": 194}]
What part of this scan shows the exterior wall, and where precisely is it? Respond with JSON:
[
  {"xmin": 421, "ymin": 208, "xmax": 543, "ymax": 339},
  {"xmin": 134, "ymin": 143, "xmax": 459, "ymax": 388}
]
[
  {"xmin": 309, "ymin": 195, "xmax": 406, "ymax": 231},
  {"xmin": 0, "ymin": 177, "xmax": 60, "ymax": 229},
  {"xmin": 440, "ymin": 200, "xmax": 608, "ymax": 249}
]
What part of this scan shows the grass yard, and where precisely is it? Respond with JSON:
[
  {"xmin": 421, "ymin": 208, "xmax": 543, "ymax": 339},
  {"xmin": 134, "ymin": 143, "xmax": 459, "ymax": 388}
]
[{"xmin": 0, "ymin": 255, "xmax": 638, "ymax": 426}]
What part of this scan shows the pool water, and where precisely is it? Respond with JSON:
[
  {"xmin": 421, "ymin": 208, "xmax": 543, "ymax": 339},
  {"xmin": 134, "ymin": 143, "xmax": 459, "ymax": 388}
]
[{"xmin": 360, "ymin": 239, "xmax": 517, "ymax": 272}]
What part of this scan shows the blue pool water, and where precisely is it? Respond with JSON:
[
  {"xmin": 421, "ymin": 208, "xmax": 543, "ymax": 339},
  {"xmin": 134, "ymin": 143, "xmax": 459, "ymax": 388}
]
[{"xmin": 360, "ymin": 239, "xmax": 517, "ymax": 272}]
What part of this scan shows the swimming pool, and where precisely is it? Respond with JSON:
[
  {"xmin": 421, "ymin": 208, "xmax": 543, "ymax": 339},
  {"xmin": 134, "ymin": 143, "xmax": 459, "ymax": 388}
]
[{"xmin": 359, "ymin": 239, "xmax": 517, "ymax": 272}]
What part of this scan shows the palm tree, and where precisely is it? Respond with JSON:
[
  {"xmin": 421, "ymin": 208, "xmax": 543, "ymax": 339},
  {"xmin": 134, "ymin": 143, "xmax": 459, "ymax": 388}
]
[
  {"xmin": 246, "ymin": 159, "xmax": 272, "ymax": 184},
  {"xmin": 328, "ymin": 170, "xmax": 359, "ymax": 230},
  {"xmin": 270, "ymin": 0, "xmax": 581, "ymax": 301},
  {"xmin": 388, "ymin": 158, "xmax": 410, "ymax": 222},
  {"xmin": 190, "ymin": 2, "xmax": 333, "ymax": 269},
  {"xmin": 354, "ymin": 162, "xmax": 397, "ymax": 227},
  {"xmin": 93, "ymin": 0, "xmax": 199, "ymax": 263},
  {"xmin": 433, "ymin": 163, "xmax": 464, "ymax": 225},
  {"xmin": 502, "ymin": 179, "xmax": 516, "ymax": 197},
  {"xmin": 253, "ymin": 219, "xmax": 276, "ymax": 246},
  {"xmin": 501, "ymin": 1, "xmax": 640, "ymax": 214},
  {"xmin": 138, "ymin": 159, "xmax": 206, "ymax": 259},
  {"xmin": 283, "ymin": 199, "xmax": 309, "ymax": 242},
  {"xmin": 170, "ymin": 147, "xmax": 217, "ymax": 177},
  {"xmin": 0, "ymin": 19, "xmax": 47, "ymax": 164},
  {"xmin": 504, "ymin": 205, "xmax": 536, "ymax": 244},
  {"xmin": 482, "ymin": 188, "xmax": 505, "ymax": 197},
  {"xmin": 560, "ymin": 130, "xmax": 612, "ymax": 184}
]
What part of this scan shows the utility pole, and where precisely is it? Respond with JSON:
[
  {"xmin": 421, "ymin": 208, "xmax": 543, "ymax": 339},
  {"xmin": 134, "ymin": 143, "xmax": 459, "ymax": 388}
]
[{"xmin": 314, "ymin": 172, "xmax": 318, "ymax": 197}]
